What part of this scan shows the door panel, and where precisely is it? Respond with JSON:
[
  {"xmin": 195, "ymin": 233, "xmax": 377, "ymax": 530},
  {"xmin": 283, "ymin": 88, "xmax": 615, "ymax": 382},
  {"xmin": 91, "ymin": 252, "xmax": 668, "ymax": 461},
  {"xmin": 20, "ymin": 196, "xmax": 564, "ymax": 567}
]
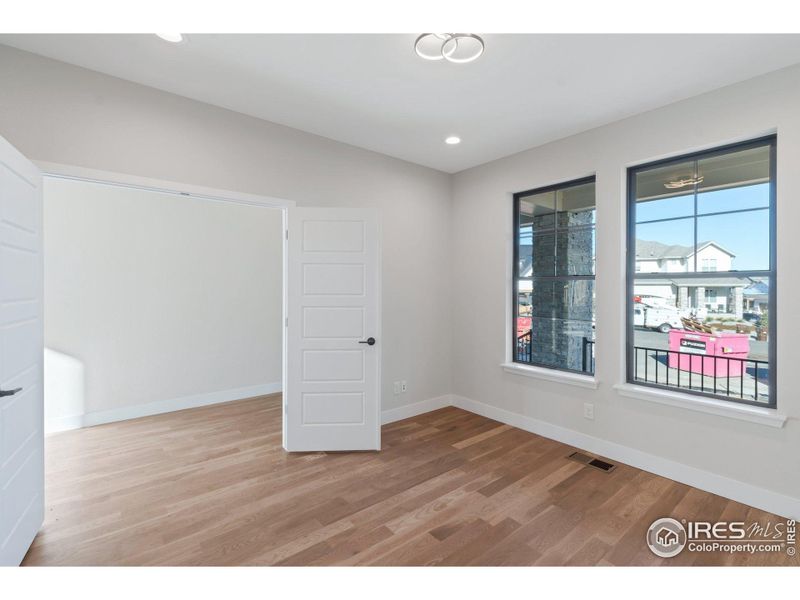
[
  {"xmin": 302, "ymin": 392, "xmax": 364, "ymax": 425},
  {"xmin": 302, "ymin": 219, "xmax": 365, "ymax": 252},
  {"xmin": 0, "ymin": 135, "xmax": 43, "ymax": 566},
  {"xmin": 303, "ymin": 307, "xmax": 364, "ymax": 338},
  {"xmin": 286, "ymin": 208, "xmax": 380, "ymax": 451},
  {"xmin": 303, "ymin": 263, "xmax": 365, "ymax": 295},
  {"xmin": 302, "ymin": 350, "xmax": 364, "ymax": 382}
]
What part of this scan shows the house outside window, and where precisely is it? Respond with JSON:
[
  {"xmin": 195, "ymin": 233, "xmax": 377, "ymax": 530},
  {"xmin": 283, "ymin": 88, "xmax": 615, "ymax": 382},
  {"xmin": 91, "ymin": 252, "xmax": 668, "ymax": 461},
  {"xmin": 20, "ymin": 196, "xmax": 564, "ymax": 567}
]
[
  {"xmin": 704, "ymin": 288, "xmax": 717, "ymax": 309},
  {"xmin": 627, "ymin": 136, "xmax": 776, "ymax": 407},
  {"xmin": 513, "ymin": 177, "xmax": 596, "ymax": 374},
  {"xmin": 701, "ymin": 258, "xmax": 718, "ymax": 272}
]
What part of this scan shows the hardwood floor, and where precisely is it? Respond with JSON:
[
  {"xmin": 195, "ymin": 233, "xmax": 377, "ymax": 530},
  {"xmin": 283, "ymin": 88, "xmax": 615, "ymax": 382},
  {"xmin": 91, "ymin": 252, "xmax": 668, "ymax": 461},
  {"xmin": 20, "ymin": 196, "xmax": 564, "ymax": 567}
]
[{"xmin": 23, "ymin": 395, "xmax": 797, "ymax": 566}]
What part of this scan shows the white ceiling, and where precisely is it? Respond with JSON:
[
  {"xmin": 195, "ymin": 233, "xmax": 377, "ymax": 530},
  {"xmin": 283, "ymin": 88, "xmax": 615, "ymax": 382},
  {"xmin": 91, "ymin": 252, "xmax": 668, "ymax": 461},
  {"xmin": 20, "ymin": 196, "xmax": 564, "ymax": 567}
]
[{"xmin": 2, "ymin": 34, "xmax": 800, "ymax": 173}]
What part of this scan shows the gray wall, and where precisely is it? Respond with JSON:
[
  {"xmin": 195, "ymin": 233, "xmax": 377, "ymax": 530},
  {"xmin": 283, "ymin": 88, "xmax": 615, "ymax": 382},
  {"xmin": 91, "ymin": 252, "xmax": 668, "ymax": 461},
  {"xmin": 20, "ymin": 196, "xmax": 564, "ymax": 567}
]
[
  {"xmin": 451, "ymin": 63, "xmax": 800, "ymax": 506},
  {"xmin": 0, "ymin": 45, "xmax": 453, "ymax": 415},
  {"xmin": 43, "ymin": 177, "xmax": 283, "ymax": 429}
]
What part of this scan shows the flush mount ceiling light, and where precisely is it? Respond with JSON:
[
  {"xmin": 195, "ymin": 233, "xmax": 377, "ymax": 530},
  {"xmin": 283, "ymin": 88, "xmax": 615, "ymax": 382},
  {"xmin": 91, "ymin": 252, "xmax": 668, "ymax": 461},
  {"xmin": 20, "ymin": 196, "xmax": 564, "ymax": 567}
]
[
  {"xmin": 155, "ymin": 33, "xmax": 184, "ymax": 43},
  {"xmin": 415, "ymin": 33, "xmax": 484, "ymax": 63},
  {"xmin": 445, "ymin": 136, "xmax": 461, "ymax": 145},
  {"xmin": 664, "ymin": 175, "xmax": 704, "ymax": 189}
]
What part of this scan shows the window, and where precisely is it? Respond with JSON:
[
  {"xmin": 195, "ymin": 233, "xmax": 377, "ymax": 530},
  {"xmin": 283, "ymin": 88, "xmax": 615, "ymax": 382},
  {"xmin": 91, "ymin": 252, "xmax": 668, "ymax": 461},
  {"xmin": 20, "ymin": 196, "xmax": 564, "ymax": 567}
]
[
  {"xmin": 513, "ymin": 177, "xmax": 595, "ymax": 374},
  {"xmin": 627, "ymin": 136, "xmax": 776, "ymax": 407},
  {"xmin": 701, "ymin": 258, "xmax": 717, "ymax": 272}
]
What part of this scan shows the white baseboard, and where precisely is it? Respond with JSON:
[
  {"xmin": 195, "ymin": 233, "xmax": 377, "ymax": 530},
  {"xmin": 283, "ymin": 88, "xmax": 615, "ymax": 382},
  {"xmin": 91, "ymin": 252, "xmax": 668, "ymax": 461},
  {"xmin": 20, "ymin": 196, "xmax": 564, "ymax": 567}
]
[
  {"xmin": 46, "ymin": 382, "xmax": 282, "ymax": 434},
  {"xmin": 450, "ymin": 394, "xmax": 800, "ymax": 521},
  {"xmin": 381, "ymin": 394, "xmax": 452, "ymax": 425}
]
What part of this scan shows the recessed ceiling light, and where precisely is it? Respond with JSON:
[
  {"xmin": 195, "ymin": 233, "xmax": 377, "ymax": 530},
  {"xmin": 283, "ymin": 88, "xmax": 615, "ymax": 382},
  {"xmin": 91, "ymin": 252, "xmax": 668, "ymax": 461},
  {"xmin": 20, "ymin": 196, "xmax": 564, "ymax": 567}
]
[
  {"xmin": 155, "ymin": 33, "xmax": 184, "ymax": 43},
  {"xmin": 445, "ymin": 136, "xmax": 461, "ymax": 145}
]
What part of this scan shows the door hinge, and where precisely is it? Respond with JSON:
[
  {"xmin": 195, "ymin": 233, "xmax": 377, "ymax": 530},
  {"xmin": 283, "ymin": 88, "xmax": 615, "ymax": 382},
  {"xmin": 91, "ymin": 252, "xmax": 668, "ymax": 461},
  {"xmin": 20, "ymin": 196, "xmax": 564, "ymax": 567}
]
[
  {"xmin": 285, "ymin": 229, "xmax": 289, "ymax": 240},
  {"xmin": 285, "ymin": 316, "xmax": 289, "ymax": 327}
]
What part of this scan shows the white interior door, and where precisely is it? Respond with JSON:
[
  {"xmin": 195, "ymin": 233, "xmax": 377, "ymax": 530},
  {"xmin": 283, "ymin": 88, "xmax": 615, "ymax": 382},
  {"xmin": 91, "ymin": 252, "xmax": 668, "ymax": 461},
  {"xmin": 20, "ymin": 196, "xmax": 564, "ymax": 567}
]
[
  {"xmin": 0, "ymin": 136, "xmax": 44, "ymax": 565},
  {"xmin": 285, "ymin": 208, "xmax": 380, "ymax": 451}
]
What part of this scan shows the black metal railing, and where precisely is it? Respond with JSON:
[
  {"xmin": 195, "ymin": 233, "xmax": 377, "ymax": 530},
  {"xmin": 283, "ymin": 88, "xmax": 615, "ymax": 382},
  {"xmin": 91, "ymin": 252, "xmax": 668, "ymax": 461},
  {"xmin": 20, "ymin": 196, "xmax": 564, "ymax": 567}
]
[
  {"xmin": 517, "ymin": 331, "xmax": 532, "ymax": 363},
  {"xmin": 582, "ymin": 338, "xmax": 595, "ymax": 374},
  {"xmin": 632, "ymin": 345, "xmax": 770, "ymax": 403},
  {"xmin": 514, "ymin": 335, "xmax": 768, "ymax": 401},
  {"xmin": 515, "ymin": 332, "xmax": 595, "ymax": 375}
]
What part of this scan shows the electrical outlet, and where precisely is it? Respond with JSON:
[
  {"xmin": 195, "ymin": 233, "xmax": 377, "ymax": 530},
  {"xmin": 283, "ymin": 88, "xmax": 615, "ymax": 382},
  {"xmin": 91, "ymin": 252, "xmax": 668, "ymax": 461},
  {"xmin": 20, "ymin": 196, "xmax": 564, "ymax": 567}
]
[
  {"xmin": 401, "ymin": 380, "xmax": 408, "ymax": 393},
  {"xmin": 583, "ymin": 403, "xmax": 595, "ymax": 420},
  {"xmin": 393, "ymin": 381, "xmax": 401, "ymax": 395}
]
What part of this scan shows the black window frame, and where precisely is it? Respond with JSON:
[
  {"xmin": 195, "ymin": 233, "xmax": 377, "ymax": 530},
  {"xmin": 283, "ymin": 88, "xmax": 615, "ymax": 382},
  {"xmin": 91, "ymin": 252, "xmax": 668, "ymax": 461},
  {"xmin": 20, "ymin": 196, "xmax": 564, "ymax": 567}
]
[
  {"xmin": 512, "ymin": 175, "xmax": 597, "ymax": 375},
  {"xmin": 626, "ymin": 135, "xmax": 777, "ymax": 409}
]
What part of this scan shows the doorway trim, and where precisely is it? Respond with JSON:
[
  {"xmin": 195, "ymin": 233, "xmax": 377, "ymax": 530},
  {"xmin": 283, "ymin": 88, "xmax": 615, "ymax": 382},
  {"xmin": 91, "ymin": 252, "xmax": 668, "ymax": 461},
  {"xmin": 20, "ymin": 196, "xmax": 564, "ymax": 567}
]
[{"xmin": 35, "ymin": 161, "xmax": 295, "ymax": 210}]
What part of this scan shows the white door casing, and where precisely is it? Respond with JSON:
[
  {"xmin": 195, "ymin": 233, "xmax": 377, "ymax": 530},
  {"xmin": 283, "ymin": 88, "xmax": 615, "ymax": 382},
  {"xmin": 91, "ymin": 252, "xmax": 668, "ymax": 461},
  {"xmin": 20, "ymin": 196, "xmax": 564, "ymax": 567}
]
[
  {"xmin": 0, "ymin": 136, "xmax": 44, "ymax": 565},
  {"xmin": 285, "ymin": 208, "xmax": 380, "ymax": 451}
]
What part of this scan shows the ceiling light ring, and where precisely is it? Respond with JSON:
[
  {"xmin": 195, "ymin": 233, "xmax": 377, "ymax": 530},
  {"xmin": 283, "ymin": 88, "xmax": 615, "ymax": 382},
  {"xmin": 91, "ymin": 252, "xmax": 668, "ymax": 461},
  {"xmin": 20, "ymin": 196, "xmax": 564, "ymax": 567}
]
[
  {"xmin": 155, "ymin": 33, "xmax": 184, "ymax": 44},
  {"xmin": 441, "ymin": 33, "xmax": 484, "ymax": 64},
  {"xmin": 414, "ymin": 33, "xmax": 483, "ymax": 63},
  {"xmin": 414, "ymin": 33, "xmax": 458, "ymax": 61}
]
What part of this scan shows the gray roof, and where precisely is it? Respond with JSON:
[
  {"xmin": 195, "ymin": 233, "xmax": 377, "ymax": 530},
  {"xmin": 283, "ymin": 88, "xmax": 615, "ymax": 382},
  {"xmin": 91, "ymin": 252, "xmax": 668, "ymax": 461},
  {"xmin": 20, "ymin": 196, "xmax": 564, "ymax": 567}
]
[
  {"xmin": 519, "ymin": 255, "xmax": 533, "ymax": 276},
  {"xmin": 635, "ymin": 239, "xmax": 734, "ymax": 260},
  {"xmin": 744, "ymin": 281, "xmax": 769, "ymax": 296},
  {"xmin": 669, "ymin": 277, "xmax": 748, "ymax": 287},
  {"xmin": 636, "ymin": 277, "xmax": 749, "ymax": 287}
]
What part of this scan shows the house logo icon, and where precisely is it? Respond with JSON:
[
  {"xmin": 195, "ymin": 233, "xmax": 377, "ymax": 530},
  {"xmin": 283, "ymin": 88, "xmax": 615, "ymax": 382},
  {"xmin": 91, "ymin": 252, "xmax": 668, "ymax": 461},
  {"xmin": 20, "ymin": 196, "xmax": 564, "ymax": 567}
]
[
  {"xmin": 647, "ymin": 518, "xmax": 687, "ymax": 558},
  {"xmin": 657, "ymin": 527, "xmax": 679, "ymax": 546}
]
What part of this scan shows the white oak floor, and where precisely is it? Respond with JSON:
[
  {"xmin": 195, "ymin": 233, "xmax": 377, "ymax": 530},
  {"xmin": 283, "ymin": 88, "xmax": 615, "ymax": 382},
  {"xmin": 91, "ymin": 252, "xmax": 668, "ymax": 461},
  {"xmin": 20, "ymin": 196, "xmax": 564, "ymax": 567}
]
[{"xmin": 23, "ymin": 394, "xmax": 798, "ymax": 566}]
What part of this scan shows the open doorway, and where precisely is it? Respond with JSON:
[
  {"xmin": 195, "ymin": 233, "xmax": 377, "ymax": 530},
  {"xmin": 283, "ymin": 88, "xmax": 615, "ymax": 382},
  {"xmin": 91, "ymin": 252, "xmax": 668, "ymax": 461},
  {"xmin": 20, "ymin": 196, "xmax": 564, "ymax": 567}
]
[
  {"xmin": 41, "ymin": 174, "xmax": 288, "ymax": 433},
  {"xmin": 2, "ymin": 139, "xmax": 382, "ymax": 566}
]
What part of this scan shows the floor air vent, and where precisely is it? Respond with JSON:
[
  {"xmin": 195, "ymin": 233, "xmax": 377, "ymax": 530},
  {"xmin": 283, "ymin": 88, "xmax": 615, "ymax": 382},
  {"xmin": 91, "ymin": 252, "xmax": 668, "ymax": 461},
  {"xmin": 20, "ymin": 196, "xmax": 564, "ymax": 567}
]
[{"xmin": 567, "ymin": 451, "xmax": 616, "ymax": 473}]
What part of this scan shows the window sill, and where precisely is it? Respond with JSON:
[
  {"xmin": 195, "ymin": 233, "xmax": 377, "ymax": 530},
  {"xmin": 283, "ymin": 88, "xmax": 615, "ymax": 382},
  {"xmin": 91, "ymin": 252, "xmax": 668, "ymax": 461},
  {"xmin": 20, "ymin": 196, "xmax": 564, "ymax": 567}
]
[
  {"xmin": 501, "ymin": 362, "xmax": 599, "ymax": 389},
  {"xmin": 613, "ymin": 383, "xmax": 786, "ymax": 428}
]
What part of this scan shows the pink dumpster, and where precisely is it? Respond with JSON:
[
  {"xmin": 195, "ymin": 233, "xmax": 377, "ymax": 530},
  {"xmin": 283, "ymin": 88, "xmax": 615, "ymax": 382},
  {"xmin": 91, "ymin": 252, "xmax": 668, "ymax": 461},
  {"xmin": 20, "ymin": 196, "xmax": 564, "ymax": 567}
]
[{"xmin": 667, "ymin": 330, "xmax": 750, "ymax": 377}]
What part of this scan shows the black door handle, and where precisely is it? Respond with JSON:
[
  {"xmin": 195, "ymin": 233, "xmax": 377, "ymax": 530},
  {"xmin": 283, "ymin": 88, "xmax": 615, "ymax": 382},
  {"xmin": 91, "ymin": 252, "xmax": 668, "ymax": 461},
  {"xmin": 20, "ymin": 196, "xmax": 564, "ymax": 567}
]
[
  {"xmin": 358, "ymin": 337, "xmax": 376, "ymax": 346},
  {"xmin": 0, "ymin": 387, "xmax": 22, "ymax": 397}
]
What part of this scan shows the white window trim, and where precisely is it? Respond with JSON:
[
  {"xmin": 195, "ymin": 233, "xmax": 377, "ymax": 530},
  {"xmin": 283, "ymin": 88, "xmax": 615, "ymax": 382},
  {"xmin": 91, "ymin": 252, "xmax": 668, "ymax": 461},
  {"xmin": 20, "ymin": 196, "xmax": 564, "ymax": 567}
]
[
  {"xmin": 613, "ymin": 383, "xmax": 786, "ymax": 428},
  {"xmin": 501, "ymin": 362, "xmax": 599, "ymax": 389}
]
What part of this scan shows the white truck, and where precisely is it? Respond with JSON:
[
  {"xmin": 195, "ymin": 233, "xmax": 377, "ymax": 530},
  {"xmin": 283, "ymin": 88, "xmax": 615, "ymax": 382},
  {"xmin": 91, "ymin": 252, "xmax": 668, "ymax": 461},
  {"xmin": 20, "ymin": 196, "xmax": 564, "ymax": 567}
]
[{"xmin": 633, "ymin": 302, "xmax": 684, "ymax": 333}]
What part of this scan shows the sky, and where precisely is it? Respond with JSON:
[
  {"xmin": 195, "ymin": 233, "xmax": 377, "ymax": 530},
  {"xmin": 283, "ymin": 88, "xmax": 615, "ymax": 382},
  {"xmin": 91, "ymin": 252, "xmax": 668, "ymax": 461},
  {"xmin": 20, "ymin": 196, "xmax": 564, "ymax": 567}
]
[
  {"xmin": 518, "ymin": 183, "xmax": 771, "ymax": 272},
  {"xmin": 635, "ymin": 183, "xmax": 771, "ymax": 271}
]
